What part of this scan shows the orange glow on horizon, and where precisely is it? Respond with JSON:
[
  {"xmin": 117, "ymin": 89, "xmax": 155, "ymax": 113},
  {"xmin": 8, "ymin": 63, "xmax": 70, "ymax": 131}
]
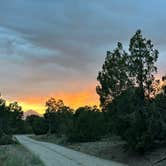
[
  {"xmin": 6, "ymin": 74, "xmax": 165, "ymax": 114},
  {"xmin": 12, "ymin": 87, "xmax": 100, "ymax": 114}
]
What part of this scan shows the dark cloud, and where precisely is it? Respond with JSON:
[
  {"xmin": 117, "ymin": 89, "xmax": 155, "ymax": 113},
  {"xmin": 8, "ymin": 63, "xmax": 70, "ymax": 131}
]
[{"xmin": 0, "ymin": 0, "xmax": 165, "ymax": 101}]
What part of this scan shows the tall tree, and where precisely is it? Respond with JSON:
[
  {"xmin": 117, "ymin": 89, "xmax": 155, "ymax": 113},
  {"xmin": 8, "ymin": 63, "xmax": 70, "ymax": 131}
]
[
  {"xmin": 0, "ymin": 97, "xmax": 8, "ymax": 133},
  {"xmin": 8, "ymin": 102, "xmax": 23, "ymax": 133},
  {"xmin": 44, "ymin": 98, "xmax": 73, "ymax": 134},
  {"xmin": 8, "ymin": 102, "xmax": 23, "ymax": 120},
  {"xmin": 96, "ymin": 42, "xmax": 131, "ymax": 110},
  {"xmin": 129, "ymin": 30, "xmax": 158, "ymax": 100}
]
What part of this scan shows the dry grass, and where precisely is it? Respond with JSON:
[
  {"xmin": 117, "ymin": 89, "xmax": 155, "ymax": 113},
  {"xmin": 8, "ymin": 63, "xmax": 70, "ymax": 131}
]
[
  {"xmin": 30, "ymin": 134, "xmax": 67, "ymax": 145},
  {"xmin": 0, "ymin": 144, "xmax": 44, "ymax": 166}
]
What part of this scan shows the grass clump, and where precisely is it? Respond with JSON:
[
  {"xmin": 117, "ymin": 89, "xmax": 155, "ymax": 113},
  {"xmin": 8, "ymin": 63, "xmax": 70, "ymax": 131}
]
[{"xmin": 0, "ymin": 145, "xmax": 44, "ymax": 166}]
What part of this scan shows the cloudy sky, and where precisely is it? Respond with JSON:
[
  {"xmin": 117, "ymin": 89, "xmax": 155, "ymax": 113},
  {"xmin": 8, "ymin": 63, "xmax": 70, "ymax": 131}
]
[{"xmin": 0, "ymin": 0, "xmax": 166, "ymax": 113}]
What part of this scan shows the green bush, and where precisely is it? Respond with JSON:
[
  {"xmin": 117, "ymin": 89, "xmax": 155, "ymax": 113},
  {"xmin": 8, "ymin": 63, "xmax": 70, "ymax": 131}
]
[
  {"xmin": 0, "ymin": 134, "xmax": 14, "ymax": 145},
  {"xmin": 107, "ymin": 88, "xmax": 165, "ymax": 153},
  {"xmin": 32, "ymin": 117, "xmax": 48, "ymax": 135},
  {"xmin": 26, "ymin": 115, "xmax": 48, "ymax": 135},
  {"xmin": 67, "ymin": 106, "xmax": 105, "ymax": 142}
]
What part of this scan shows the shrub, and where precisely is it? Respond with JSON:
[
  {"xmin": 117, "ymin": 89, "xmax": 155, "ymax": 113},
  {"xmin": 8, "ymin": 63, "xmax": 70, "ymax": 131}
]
[
  {"xmin": 67, "ymin": 106, "xmax": 105, "ymax": 142},
  {"xmin": 32, "ymin": 117, "xmax": 48, "ymax": 135},
  {"xmin": 0, "ymin": 134, "xmax": 14, "ymax": 145},
  {"xmin": 107, "ymin": 88, "xmax": 165, "ymax": 153}
]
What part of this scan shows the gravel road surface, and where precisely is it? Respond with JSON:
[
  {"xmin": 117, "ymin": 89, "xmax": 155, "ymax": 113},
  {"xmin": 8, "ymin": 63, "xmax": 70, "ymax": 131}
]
[{"xmin": 15, "ymin": 135, "xmax": 127, "ymax": 166}]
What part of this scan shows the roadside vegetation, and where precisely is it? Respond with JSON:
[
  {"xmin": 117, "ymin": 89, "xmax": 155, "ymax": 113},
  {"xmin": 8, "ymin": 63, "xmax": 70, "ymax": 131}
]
[
  {"xmin": 0, "ymin": 97, "xmax": 43, "ymax": 166},
  {"xmin": 0, "ymin": 144, "xmax": 44, "ymax": 166},
  {"xmin": 0, "ymin": 98, "xmax": 32, "ymax": 145}
]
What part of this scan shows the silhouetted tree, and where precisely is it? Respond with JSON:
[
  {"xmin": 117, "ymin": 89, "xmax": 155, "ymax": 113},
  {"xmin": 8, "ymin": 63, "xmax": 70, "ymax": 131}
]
[
  {"xmin": 7, "ymin": 102, "xmax": 24, "ymax": 133},
  {"xmin": 0, "ymin": 96, "xmax": 26, "ymax": 144},
  {"xmin": 97, "ymin": 30, "xmax": 163, "ymax": 152},
  {"xmin": 129, "ymin": 30, "xmax": 158, "ymax": 101},
  {"xmin": 44, "ymin": 98, "xmax": 73, "ymax": 135},
  {"xmin": 97, "ymin": 42, "xmax": 131, "ymax": 110}
]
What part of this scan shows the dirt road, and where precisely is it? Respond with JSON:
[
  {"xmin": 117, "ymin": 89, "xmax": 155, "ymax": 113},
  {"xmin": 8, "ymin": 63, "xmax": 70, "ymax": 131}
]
[{"xmin": 15, "ymin": 135, "xmax": 127, "ymax": 166}]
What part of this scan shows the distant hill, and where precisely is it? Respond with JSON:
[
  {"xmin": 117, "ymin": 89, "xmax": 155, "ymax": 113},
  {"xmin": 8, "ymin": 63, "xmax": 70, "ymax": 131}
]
[{"xmin": 23, "ymin": 110, "xmax": 42, "ymax": 119}]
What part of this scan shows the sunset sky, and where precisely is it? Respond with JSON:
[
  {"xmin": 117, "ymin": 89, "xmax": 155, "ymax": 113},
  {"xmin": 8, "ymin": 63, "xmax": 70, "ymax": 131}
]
[{"xmin": 0, "ymin": 0, "xmax": 166, "ymax": 114}]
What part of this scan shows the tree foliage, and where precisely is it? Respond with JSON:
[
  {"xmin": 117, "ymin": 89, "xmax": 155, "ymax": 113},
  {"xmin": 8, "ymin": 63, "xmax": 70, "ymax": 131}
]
[
  {"xmin": 97, "ymin": 42, "xmax": 131, "ymax": 109},
  {"xmin": 67, "ymin": 106, "xmax": 105, "ymax": 142},
  {"xmin": 0, "ymin": 98, "xmax": 24, "ymax": 134},
  {"xmin": 0, "ymin": 96, "xmax": 30, "ymax": 144},
  {"xmin": 129, "ymin": 30, "xmax": 158, "ymax": 100},
  {"xmin": 44, "ymin": 98, "xmax": 73, "ymax": 135},
  {"xmin": 31, "ymin": 116, "xmax": 48, "ymax": 135},
  {"xmin": 96, "ymin": 30, "xmax": 165, "ymax": 152}
]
